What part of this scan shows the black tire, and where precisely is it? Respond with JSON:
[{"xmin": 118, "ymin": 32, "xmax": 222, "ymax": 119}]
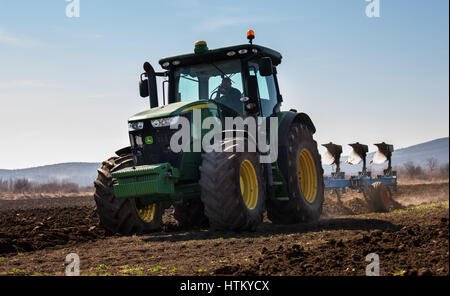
[
  {"xmin": 367, "ymin": 182, "xmax": 391, "ymax": 213},
  {"xmin": 199, "ymin": 137, "xmax": 265, "ymax": 231},
  {"xmin": 173, "ymin": 199, "xmax": 208, "ymax": 229},
  {"xmin": 267, "ymin": 122, "xmax": 324, "ymax": 224},
  {"xmin": 93, "ymin": 153, "xmax": 164, "ymax": 235}
]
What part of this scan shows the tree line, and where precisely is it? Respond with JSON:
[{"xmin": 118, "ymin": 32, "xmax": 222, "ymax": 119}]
[{"xmin": 395, "ymin": 158, "xmax": 449, "ymax": 180}]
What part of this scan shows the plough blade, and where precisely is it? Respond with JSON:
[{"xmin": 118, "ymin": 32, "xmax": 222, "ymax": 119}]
[
  {"xmin": 346, "ymin": 142, "xmax": 368, "ymax": 165},
  {"xmin": 371, "ymin": 142, "xmax": 394, "ymax": 165},
  {"xmin": 322, "ymin": 150, "xmax": 336, "ymax": 166},
  {"xmin": 371, "ymin": 150, "xmax": 387, "ymax": 164},
  {"xmin": 322, "ymin": 142, "xmax": 343, "ymax": 166},
  {"xmin": 347, "ymin": 150, "xmax": 363, "ymax": 165}
]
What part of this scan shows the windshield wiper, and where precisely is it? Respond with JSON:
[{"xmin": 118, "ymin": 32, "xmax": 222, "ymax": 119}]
[
  {"xmin": 211, "ymin": 62, "xmax": 235, "ymax": 84},
  {"xmin": 180, "ymin": 74, "xmax": 199, "ymax": 83}
]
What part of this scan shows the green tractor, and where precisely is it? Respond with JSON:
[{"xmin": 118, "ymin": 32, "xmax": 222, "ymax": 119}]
[{"xmin": 94, "ymin": 31, "xmax": 324, "ymax": 235}]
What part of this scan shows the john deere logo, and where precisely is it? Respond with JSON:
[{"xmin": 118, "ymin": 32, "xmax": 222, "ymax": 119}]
[{"xmin": 145, "ymin": 136, "xmax": 154, "ymax": 144}]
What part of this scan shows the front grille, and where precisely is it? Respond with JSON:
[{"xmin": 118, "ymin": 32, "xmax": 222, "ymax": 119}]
[{"xmin": 129, "ymin": 115, "xmax": 189, "ymax": 170}]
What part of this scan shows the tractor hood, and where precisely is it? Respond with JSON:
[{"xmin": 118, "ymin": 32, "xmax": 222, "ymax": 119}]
[{"xmin": 128, "ymin": 100, "xmax": 217, "ymax": 122}]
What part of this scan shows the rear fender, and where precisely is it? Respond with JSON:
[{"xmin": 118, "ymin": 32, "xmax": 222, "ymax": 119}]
[{"xmin": 277, "ymin": 111, "xmax": 316, "ymax": 147}]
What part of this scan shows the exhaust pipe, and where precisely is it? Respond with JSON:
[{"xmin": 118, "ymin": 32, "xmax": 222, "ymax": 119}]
[{"xmin": 143, "ymin": 62, "xmax": 159, "ymax": 109}]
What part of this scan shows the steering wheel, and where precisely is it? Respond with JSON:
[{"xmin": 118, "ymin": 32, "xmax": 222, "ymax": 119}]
[{"xmin": 209, "ymin": 90, "xmax": 221, "ymax": 101}]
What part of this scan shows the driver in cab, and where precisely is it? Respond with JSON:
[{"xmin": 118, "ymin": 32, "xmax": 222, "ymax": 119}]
[{"xmin": 215, "ymin": 77, "xmax": 243, "ymax": 114}]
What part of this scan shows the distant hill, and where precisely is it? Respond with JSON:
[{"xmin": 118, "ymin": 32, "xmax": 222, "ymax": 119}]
[
  {"xmin": 323, "ymin": 137, "xmax": 449, "ymax": 175},
  {"xmin": 0, "ymin": 137, "xmax": 448, "ymax": 186},
  {"xmin": 0, "ymin": 163, "xmax": 101, "ymax": 187}
]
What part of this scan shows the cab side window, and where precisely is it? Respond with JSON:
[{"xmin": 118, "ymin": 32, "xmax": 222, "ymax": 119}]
[{"xmin": 249, "ymin": 62, "xmax": 277, "ymax": 116}]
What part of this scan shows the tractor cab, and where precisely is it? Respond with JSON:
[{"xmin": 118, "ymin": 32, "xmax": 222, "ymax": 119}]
[{"xmin": 139, "ymin": 30, "xmax": 283, "ymax": 118}]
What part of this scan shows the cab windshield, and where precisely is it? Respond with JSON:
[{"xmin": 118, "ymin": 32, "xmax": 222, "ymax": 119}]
[{"xmin": 173, "ymin": 59, "xmax": 244, "ymax": 114}]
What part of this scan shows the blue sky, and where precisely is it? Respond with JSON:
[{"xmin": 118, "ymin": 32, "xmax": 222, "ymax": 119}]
[{"xmin": 0, "ymin": 0, "xmax": 448, "ymax": 169}]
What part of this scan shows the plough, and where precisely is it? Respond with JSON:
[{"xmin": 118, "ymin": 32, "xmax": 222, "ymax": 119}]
[{"xmin": 323, "ymin": 142, "xmax": 397, "ymax": 212}]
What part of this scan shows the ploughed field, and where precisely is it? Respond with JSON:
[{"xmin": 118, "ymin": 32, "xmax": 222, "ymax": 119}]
[{"xmin": 0, "ymin": 182, "xmax": 448, "ymax": 276}]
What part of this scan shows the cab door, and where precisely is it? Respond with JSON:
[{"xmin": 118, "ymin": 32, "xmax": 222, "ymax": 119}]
[{"xmin": 247, "ymin": 61, "xmax": 278, "ymax": 117}]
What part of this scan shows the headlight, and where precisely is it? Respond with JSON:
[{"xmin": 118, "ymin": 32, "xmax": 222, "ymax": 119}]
[
  {"xmin": 151, "ymin": 116, "xmax": 180, "ymax": 128},
  {"xmin": 128, "ymin": 121, "xmax": 144, "ymax": 131}
]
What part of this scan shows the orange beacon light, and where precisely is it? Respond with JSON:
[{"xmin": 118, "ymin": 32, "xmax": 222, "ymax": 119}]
[{"xmin": 247, "ymin": 30, "xmax": 255, "ymax": 44}]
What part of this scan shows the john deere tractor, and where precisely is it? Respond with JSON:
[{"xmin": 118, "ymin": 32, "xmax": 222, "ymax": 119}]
[{"xmin": 94, "ymin": 31, "xmax": 324, "ymax": 235}]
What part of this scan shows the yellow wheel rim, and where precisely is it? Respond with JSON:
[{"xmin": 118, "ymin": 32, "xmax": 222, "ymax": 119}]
[
  {"xmin": 136, "ymin": 203, "xmax": 156, "ymax": 223},
  {"xmin": 239, "ymin": 159, "xmax": 259, "ymax": 210},
  {"xmin": 298, "ymin": 149, "xmax": 318, "ymax": 203}
]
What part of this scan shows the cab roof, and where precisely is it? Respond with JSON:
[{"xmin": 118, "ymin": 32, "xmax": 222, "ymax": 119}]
[{"xmin": 158, "ymin": 44, "xmax": 282, "ymax": 70}]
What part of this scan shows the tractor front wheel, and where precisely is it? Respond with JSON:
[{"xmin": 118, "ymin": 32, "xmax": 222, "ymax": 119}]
[
  {"xmin": 199, "ymin": 138, "xmax": 265, "ymax": 231},
  {"xmin": 93, "ymin": 153, "xmax": 164, "ymax": 235}
]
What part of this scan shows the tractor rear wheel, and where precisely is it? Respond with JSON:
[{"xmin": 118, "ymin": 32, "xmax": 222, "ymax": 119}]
[
  {"xmin": 93, "ymin": 153, "xmax": 164, "ymax": 235},
  {"xmin": 174, "ymin": 199, "xmax": 208, "ymax": 229},
  {"xmin": 367, "ymin": 182, "xmax": 391, "ymax": 212},
  {"xmin": 199, "ymin": 137, "xmax": 265, "ymax": 231},
  {"xmin": 267, "ymin": 122, "xmax": 324, "ymax": 224}
]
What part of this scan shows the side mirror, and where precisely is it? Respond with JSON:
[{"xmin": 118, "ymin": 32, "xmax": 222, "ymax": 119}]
[
  {"xmin": 139, "ymin": 75, "xmax": 149, "ymax": 98},
  {"xmin": 259, "ymin": 57, "xmax": 273, "ymax": 77},
  {"xmin": 142, "ymin": 62, "xmax": 159, "ymax": 108}
]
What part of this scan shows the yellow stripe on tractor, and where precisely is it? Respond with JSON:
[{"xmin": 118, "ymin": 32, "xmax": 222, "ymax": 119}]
[{"xmin": 182, "ymin": 104, "xmax": 217, "ymax": 112}]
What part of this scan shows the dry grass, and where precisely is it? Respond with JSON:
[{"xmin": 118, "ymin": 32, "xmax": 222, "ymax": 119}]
[
  {"xmin": 0, "ymin": 179, "xmax": 93, "ymax": 201},
  {"xmin": 397, "ymin": 178, "xmax": 449, "ymax": 185},
  {"xmin": 0, "ymin": 191, "xmax": 94, "ymax": 201},
  {"xmin": 0, "ymin": 179, "xmax": 92, "ymax": 194}
]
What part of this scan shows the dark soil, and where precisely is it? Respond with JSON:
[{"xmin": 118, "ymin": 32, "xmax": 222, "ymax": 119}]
[
  {"xmin": 214, "ymin": 206, "xmax": 449, "ymax": 276},
  {"xmin": 0, "ymin": 204, "xmax": 107, "ymax": 255},
  {"xmin": 0, "ymin": 183, "xmax": 448, "ymax": 276}
]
